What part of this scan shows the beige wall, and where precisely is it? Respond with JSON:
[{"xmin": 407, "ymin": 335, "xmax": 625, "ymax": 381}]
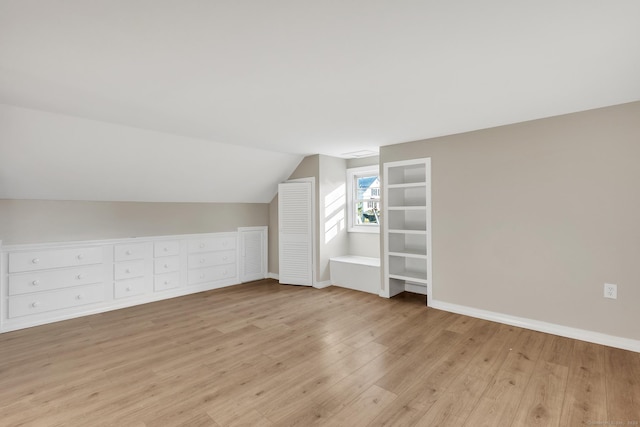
[
  {"xmin": 380, "ymin": 101, "xmax": 640, "ymax": 340},
  {"xmin": 0, "ymin": 199, "xmax": 268, "ymax": 245}
]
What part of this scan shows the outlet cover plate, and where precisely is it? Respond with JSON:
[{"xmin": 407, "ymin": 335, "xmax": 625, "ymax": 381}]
[{"xmin": 604, "ymin": 283, "xmax": 617, "ymax": 299}]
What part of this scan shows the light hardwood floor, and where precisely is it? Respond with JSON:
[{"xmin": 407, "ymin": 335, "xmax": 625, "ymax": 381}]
[{"xmin": 1, "ymin": 279, "xmax": 638, "ymax": 426}]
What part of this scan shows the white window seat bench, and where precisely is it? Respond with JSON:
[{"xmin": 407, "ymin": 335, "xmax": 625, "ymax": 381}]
[{"xmin": 329, "ymin": 256, "xmax": 381, "ymax": 295}]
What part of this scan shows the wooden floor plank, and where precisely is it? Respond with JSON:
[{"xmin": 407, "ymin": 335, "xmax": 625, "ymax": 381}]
[
  {"xmin": 324, "ymin": 384, "xmax": 397, "ymax": 427},
  {"xmin": 559, "ymin": 340, "xmax": 609, "ymax": 426},
  {"xmin": 0, "ymin": 279, "xmax": 637, "ymax": 427},
  {"xmin": 604, "ymin": 347, "xmax": 640, "ymax": 425},
  {"xmin": 461, "ymin": 328, "xmax": 547, "ymax": 426}
]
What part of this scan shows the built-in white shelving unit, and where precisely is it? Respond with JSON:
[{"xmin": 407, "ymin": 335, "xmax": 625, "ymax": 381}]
[{"xmin": 382, "ymin": 158, "xmax": 431, "ymax": 300}]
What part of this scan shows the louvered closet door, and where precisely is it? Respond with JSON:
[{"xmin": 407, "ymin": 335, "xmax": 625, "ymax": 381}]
[
  {"xmin": 239, "ymin": 227, "xmax": 267, "ymax": 283},
  {"xmin": 278, "ymin": 182, "xmax": 313, "ymax": 286}
]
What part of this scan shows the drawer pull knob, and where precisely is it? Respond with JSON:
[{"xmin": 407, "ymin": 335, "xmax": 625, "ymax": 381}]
[
  {"xmin": 77, "ymin": 254, "xmax": 84, "ymax": 260},
  {"xmin": 126, "ymin": 250, "xmax": 132, "ymax": 255},
  {"xmin": 126, "ymin": 269, "xmax": 131, "ymax": 274},
  {"xmin": 200, "ymin": 258, "xmax": 205, "ymax": 264},
  {"xmin": 163, "ymin": 247, "xmax": 168, "ymax": 252},
  {"xmin": 32, "ymin": 280, "xmax": 40, "ymax": 286},
  {"xmin": 199, "ymin": 243, "xmax": 205, "ymax": 248},
  {"xmin": 76, "ymin": 294, "xmax": 83, "ymax": 300},
  {"xmin": 164, "ymin": 264, "xmax": 169, "ymax": 269},
  {"xmin": 31, "ymin": 301, "xmax": 40, "ymax": 308},
  {"xmin": 164, "ymin": 280, "xmax": 169, "ymax": 285},
  {"xmin": 77, "ymin": 274, "xmax": 84, "ymax": 280},
  {"xmin": 200, "ymin": 273, "xmax": 205, "ymax": 279},
  {"xmin": 126, "ymin": 287, "xmax": 131, "ymax": 292},
  {"xmin": 32, "ymin": 258, "xmax": 40, "ymax": 264},
  {"xmin": 223, "ymin": 256, "xmax": 228, "ymax": 261}
]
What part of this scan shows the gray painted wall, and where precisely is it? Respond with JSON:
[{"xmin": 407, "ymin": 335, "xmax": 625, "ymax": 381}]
[
  {"xmin": 380, "ymin": 101, "xmax": 640, "ymax": 340},
  {"xmin": 0, "ymin": 199, "xmax": 268, "ymax": 244},
  {"xmin": 318, "ymin": 155, "xmax": 349, "ymax": 282}
]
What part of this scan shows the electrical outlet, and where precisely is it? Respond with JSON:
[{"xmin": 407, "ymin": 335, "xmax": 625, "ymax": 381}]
[{"xmin": 604, "ymin": 283, "xmax": 617, "ymax": 299}]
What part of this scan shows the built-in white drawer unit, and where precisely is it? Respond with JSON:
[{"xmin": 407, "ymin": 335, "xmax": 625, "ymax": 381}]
[
  {"xmin": 188, "ymin": 250, "xmax": 235, "ymax": 269},
  {"xmin": 8, "ymin": 283, "xmax": 104, "ymax": 318},
  {"xmin": 154, "ymin": 271, "xmax": 180, "ymax": 292},
  {"xmin": 114, "ymin": 278, "xmax": 146, "ymax": 299},
  {"xmin": 188, "ymin": 265, "xmax": 236, "ymax": 285},
  {"xmin": 152, "ymin": 240, "xmax": 181, "ymax": 293},
  {"xmin": 114, "ymin": 260, "xmax": 145, "ymax": 281},
  {"xmin": 114, "ymin": 243, "xmax": 148, "ymax": 262},
  {"xmin": 154, "ymin": 240, "xmax": 180, "ymax": 257},
  {"xmin": 1, "ymin": 231, "xmax": 246, "ymax": 333},
  {"xmin": 188, "ymin": 236, "xmax": 236, "ymax": 254},
  {"xmin": 154, "ymin": 256, "xmax": 180, "ymax": 274},
  {"xmin": 9, "ymin": 247, "xmax": 103, "ymax": 273},
  {"xmin": 8, "ymin": 264, "xmax": 104, "ymax": 296}
]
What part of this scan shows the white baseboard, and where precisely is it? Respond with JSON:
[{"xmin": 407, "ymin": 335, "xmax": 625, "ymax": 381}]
[
  {"xmin": 266, "ymin": 273, "xmax": 328, "ymax": 289},
  {"xmin": 430, "ymin": 299, "xmax": 640, "ymax": 353},
  {"xmin": 313, "ymin": 280, "xmax": 332, "ymax": 289}
]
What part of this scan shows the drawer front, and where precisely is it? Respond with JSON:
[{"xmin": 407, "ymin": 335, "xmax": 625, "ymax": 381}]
[
  {"xmin": 114, "ymin": 243, "xmax": 148, "ymax": 262},
  {"xmin": 9, "ymin": 247, "xmax": 103, "ymax": 273},
  {"xmin": 154, "ymin": 272, "xmax": 180, "ymax": 292},
  {"xmin": 188, "ymin": 236, "xmax": 236, "ymax": 254},
  {"xmin": 154, "ymin": 241, "xmax": 180, "ymax": 257},
  {"xmin": 8, "ymin": 283, "xmax": 104, "ymax": 318},
  {"xmin": 153, "ymin": 256, "xmax": 180, "ymax": 274},
  {"xmin": 114, "ymin": 278, "xmax": 146, "ymax": 299},
  {"xmin": 9, "ymin": 264, "xmax": 104, "ymax": 296},
  {"xmin": 188, "ymin": 250, "xmax": 235, "ymax": 269},
  {"xmin": 188, "ymin": 264, "xmax": 236, "ymax": 285},
  {"xmin": 114, "ymin": 260, "xmax": 145, "ymax": 281}
]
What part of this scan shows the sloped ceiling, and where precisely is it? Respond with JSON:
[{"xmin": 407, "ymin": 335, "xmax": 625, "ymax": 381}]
[{"xmin": 1, "ymin": 1, "xmax": 639, "ymax": 202}]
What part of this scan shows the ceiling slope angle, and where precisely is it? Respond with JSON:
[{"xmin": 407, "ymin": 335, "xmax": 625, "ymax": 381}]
[
  {"xmin": 1, "ymin": 1, "xmax": 640, "ymax": 158},
  {"xmin": 0, "ymin": 105, "xmax": 302, "ymax": 203}
]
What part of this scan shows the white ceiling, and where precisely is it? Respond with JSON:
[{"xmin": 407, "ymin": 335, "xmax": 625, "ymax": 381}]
[
  {"xmin": 1, "ymin": 1, "xmax": 639, "ymax": 203},
  {"xmin": 1, "ymin": 1, "xmax": 639, "ymax": 158}
]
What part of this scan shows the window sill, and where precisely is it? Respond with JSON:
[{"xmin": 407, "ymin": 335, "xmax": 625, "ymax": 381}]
[{"xmin": 348, "ymin": 226, "xmax": 380, "ymax": 234}]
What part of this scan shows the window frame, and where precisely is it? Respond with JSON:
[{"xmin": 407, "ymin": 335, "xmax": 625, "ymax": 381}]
[{"xmin": 346, "ymin": 165, "xmax": 380, "ymax": 234}]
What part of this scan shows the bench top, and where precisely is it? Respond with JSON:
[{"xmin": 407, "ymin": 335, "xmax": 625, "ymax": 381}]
[{"xmin": 329, "ymin": 255, "xmax": 380, "ymax": 267}]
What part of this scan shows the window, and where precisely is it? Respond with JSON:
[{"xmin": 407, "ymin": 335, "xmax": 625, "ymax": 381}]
[{"xmin": 347, "ymin": 166, "xmax": 380, "ymax": 233}]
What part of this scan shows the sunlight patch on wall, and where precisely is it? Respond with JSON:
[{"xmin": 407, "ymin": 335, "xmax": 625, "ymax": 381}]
[{"xmin": 324, "ymin": 184, "xmax": 345, "ymax": 244}]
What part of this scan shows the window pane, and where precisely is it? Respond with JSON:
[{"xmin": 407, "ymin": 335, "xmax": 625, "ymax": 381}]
[
  {"xmin": 355, "ymin": 201, "xmax": 380, "ymax": 225},
  {"xmin": 356, "ymin": 175, "xmax": 380, "ymax": 200}
]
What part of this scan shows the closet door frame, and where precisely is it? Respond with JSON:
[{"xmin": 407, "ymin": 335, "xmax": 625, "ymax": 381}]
[{"xmin": 278, "ymin": 177, "xmax": 316, "ymax": 286}]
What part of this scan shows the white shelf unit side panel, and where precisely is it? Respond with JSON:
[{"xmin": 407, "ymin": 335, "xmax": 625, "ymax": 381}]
[{"xmin": 383, "ymin": 158, "xmax": 432, "ymax": 301}]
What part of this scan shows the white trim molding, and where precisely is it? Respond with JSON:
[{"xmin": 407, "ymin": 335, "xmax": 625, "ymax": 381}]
[
  {"xmin": 430, "ymin": 299, "xmax": 640, "ymax": 353},
  {"xmin": 267, "ymin": 272, "xmax": 279, "ymax": 280},
  {"xmin": 313, "ymin": 280, "xmax": 332, "ymax": 289},
  {"xmin": 346, "ymin": 165, "xmax": 380, "ymax": 234}
]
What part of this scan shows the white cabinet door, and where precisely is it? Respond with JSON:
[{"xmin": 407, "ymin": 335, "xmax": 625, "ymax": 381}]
[
  {"xmin": 239, "ymin": 227, "xmax": 267, "ymax": 283},
  {"xmin": 278, "ymin": 182, "xmax": 312, "ymax": 286}
]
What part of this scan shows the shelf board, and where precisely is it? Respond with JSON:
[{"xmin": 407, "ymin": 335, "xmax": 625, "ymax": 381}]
[
  {"xmin": 387, "ymin": 229, "xmax": 427, "ymax": 235},
  {"xmin": 387, "ymin": 206, "xmax": 427, "ymax": 211},
  {"xmin": 387, "ymin": 182, "xmax": 427, "ymax": 189},
  {"xmin": 388, "ymin": 250, "xmax": 427, "ymax": 259},
  {"xmin": 388, "ymin": 272, "xmax": 428, "ymax": 285}
]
